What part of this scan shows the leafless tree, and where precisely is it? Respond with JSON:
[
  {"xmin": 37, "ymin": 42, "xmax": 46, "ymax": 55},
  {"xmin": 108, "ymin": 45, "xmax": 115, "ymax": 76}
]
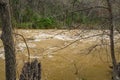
[
  {"xmin": 106, "ymin": 0, "xmax": 119, "ymax": 80},
  {"xmin": 0, "ymin": 0, "xmax": 16, "ymax": 80}
]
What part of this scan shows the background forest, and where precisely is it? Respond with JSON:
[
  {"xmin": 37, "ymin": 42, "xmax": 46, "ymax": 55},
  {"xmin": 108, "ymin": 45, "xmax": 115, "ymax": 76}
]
[{"xmin": 6, "ymin": 0, "xmax": 120, "ymax": 29}]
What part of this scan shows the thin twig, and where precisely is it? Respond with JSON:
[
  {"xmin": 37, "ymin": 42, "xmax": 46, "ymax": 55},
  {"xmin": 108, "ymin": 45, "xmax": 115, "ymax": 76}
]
[
  {"xmin": 51, "ymin": 33, "xmax": 104, "ymax": 54},
  {"xmin": 13, "ymin": 33, "xmax": 30, "ymax": 62}
]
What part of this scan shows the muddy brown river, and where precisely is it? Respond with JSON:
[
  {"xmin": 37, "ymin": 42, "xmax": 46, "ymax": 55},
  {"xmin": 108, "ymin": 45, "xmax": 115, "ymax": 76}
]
[{"xmin": 0, "ymin": 29, "xmax": 120, "ymax": 80}]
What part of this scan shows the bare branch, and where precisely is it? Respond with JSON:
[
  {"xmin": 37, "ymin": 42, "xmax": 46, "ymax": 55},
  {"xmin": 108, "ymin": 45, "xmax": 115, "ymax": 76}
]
[
  {"xmin": 71, "ymin": 6, "xmax": 108, "ymax": 13},
  {"xmin": 50, "ymin": 6, "xmax": 108, "ymax": 18},
  {"xmin": 0, "ymin": 0, "xmax": 7, "ymax": 5},
  {"xmin": 51, "ymin": 33, "xmax": 104, "ymax": 53},
  {"xmin": 14, "ymin": 33, "xmax": 31, "ymax": 62}
]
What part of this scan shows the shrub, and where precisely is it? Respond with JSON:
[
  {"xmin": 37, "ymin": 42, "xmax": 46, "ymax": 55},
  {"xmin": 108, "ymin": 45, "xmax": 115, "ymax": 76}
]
[{"xmin": 32, "ymin": 17, "xmax": 57, "ymax": 29}]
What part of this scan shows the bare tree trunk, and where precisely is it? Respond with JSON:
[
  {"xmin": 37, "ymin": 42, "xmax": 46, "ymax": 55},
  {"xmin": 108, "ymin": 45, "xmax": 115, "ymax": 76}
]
[
  {"xmin": 106, "ymin": 0, "xmax": 119, "ymax": 80},
  {"xmin": 0, "ymin": 0, "xmax": 16, "ymax": 80},
  {"xmin": 19, "ymin": 59, "xmax": 41, "ymax": 80}
]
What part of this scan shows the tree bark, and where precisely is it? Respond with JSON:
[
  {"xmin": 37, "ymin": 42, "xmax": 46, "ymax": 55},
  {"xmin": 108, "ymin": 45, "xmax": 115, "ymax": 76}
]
[
  {"xmin": 106, "ymin": 0, "xmax": 119, "ymax": 80},
  {"xmin": 19, "ymin": 59, "xmax": 41, "ymax": 80},
  {"xmin": 0, "ymin": 0, "xmax": 16, "ymax": 80}
]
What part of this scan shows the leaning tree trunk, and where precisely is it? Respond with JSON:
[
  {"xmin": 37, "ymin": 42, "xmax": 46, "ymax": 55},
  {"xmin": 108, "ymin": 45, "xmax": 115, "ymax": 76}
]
[
  {"xmin": 0, "ymin": 0, "xmax": 16, "ymax": 80},
  {"xmin": 106, "ymin": 0, "xmax": 119, "ymax": 80}
]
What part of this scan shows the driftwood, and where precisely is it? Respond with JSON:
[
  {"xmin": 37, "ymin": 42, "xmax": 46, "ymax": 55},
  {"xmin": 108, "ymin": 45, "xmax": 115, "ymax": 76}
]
[{"xmin": 19, "ymin": 59, "xmax": 41, "ymax": 80}]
